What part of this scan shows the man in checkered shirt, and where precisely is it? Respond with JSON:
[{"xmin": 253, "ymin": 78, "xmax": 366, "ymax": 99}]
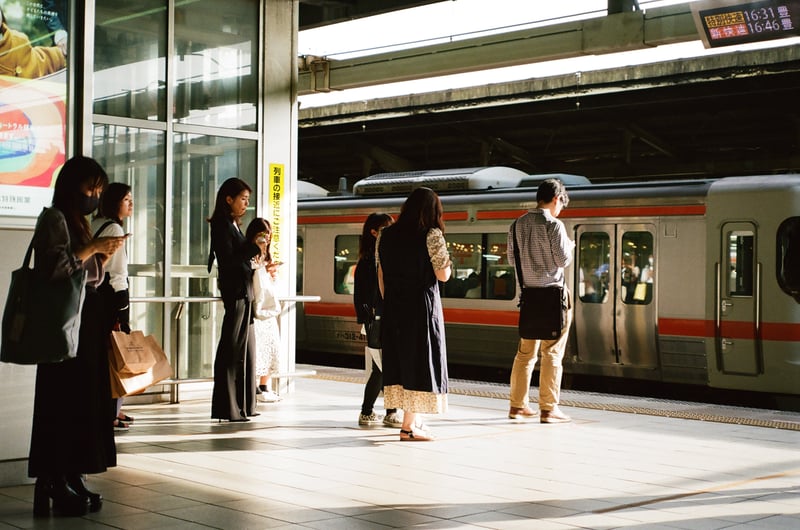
[{"xmin": 507, "ymin": 178, "xmax": 575, "ymax": 424}]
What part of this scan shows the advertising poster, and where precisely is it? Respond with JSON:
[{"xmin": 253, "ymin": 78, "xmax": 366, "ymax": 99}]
[{"xmin": 0, "ymin": 0, "xmax": 67, "ymax": 217}]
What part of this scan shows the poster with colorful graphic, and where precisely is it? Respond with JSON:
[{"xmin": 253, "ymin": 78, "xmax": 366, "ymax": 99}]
[{"xmin": 0, "ymin": 0, "xmax": 67, "ymax": 217}]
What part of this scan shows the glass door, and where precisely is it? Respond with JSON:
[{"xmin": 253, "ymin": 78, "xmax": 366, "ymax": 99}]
[{"xmin": 716, "ymin": 222, "xmax": 761, "ymax": 375}]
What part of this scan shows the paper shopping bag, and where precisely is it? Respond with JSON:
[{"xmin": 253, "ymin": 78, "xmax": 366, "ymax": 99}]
[
  {"xmin": 110, "ymin": 330, "xmax": 157, "ymax": 375},
  {"xmin": 109, "ymin": 334, "xmax": 172, "ymax": 398}
]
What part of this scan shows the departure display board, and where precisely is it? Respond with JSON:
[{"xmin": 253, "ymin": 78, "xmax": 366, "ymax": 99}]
[{"xmin": 692, "ymin": 0, "xmax": 800, "ymax": 48}]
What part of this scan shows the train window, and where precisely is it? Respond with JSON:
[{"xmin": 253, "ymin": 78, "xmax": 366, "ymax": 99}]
[
  {"xmin": 621, "ymin": 232, "xmax": 654, "ymax": 305},
  {"xmin": 334, "ymin": 235, "xmax": 359, "ymax": 295},
  {"xmin": 777, "ymin": 217, "xmax": 800, "ymax": 301},
  {"xmin": 579, "ymin": 232, "xmax": 611, "ymax": 304},
  {"xmin": 727, "ymin": 231, "xmax": 754, "ymax": 297},
  {"xmin": 441, "ymin": 233, "xmax": 515, "ymax": 300}
]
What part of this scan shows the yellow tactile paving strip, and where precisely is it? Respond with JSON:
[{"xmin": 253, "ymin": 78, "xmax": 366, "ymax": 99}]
[{"xmin": 308, "ymin": 365, "xmax": 800, "ymax": 431}]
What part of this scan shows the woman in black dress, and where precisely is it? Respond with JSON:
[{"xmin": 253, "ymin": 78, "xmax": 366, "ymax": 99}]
[
  {"xmin": 377, "ymin": 187, "xmax": 452, "ymax": 441},
  {"xmin": 29, "ymin": 156, "xmax": 127, "ymax": 516},
  {"xmin": 208, "ymin": 177, "xmax": 260, "ymax": 421}
]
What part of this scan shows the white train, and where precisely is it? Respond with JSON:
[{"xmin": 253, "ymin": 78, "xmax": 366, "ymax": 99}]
[{"xmin": 296, "ymin": 167, "xmax": 800, "ymax": 396}]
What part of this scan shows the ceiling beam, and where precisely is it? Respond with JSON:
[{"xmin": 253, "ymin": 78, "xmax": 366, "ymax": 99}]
[{"xmin": 298, "ymin": 3, "xmax": 698, "ymax": 95}]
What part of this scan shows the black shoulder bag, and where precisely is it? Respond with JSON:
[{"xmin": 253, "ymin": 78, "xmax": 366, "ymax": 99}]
[{"xmin": 511, "ymin": 220, "xmax": 567, "ymax": 340}]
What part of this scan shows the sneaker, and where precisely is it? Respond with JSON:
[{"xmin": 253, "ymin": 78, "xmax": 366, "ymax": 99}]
[
  {"xmin": 358, "ymin": 412, "xmax": 384, "ymax": 426},
  {"xmin": 257, "ymin": 390, "xmax": 282, "ymax": 403},
  {"xmin": 383, "ymin": 412, "xmax": 403, "ymax": 428},
  {"xmin": 540, "ymin": 407, "xmax": 571, "ymax": 424},
  {"xmin": 509, "ymin": 406, "xmax": 538, "ymax": 420}
]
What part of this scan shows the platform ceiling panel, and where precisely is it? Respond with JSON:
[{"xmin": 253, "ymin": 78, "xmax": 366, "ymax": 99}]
[{"xmin": 298, "ymin": 0, "xmax": 446, "ymax": 30}]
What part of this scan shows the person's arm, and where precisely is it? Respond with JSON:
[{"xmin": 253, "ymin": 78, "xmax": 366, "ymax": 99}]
[
  {"xmin": 34, "ymin": 209, "xmax": 123, "ymax": 280},
  {"xmin": 210, "ymin": 218, "xmax": 259, "ymax": 270},
  {"xmin": 98, "ymin": 222, "xmax": 131, "ymax": 332},
  {"xmin": 549, "ymin": 220, "xmax": 575, "ymax": 269},
  {"xmin": 427, "ymin": 228, "xmax": 452, "ymax": 283}
]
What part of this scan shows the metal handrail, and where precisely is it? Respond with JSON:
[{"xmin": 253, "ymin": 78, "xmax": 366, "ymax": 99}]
[
  {"xmin": 127, "ymin": 294, "xmax": 321, "ymax": 402},
  {"xmin": 130, "ymin": 295, "xmax": 321, "ymax": 304}
]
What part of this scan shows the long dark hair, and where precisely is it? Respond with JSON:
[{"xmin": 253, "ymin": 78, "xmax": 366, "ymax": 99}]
[
  {"xmin": 245, "ymin": 217, "xmax": 272, "ymax": 263},
  {"xmin": 52, "ymin": 156, "xmax": 109, "ymax": 245},
  {"xmin": 359, "ymin": 213, "xmax": 393, "ymax": 260},
  {"xmin": 97, "ymin": 182, "xmax": 131, "ymax": 225},
  {"xmin": 208, "ymin": 177, "xmax": 252, "ymax": 224},
  {"xmin": 395, "ymin": 187, "xmax": 445, "ymax": 235}
]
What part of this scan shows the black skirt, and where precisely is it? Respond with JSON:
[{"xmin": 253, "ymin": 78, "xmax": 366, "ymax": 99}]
[{"xmin": 28, "ymin": 289, "xmax": 117, "ymax": 477}]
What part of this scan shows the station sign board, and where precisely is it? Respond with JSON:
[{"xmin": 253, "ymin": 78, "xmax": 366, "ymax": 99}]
[{"xmin": 691, "ymin": 0, "xmax": 800, "ymax": 48}]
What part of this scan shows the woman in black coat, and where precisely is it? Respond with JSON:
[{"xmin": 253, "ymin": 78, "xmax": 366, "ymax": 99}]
[
  {"xmin": 208, "ymin": 177, "xmax": 260, "ymax": 421},
  {"xmin": 29, "ymin": 156, "xmax": 127, "ymax": 517}
]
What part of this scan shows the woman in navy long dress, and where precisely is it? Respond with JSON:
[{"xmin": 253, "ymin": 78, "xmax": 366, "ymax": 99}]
[
  {"xmin": 377, "ymin": 187, "xmax": 452, "ymax": 441},
  {"xmin": 208, "ymin": 177, "xmax": 260, "ymax": 421}
]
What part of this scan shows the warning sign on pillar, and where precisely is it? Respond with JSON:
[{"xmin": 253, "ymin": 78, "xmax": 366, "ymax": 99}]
[{"xmin": 269, "ymin": 163, "xmax": 284, "ymax": 262}]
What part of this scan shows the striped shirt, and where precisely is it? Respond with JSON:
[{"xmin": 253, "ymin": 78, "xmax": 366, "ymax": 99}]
[{"xmin": 507, "ymin": 208, "xmax": 574, "ymax": 288}]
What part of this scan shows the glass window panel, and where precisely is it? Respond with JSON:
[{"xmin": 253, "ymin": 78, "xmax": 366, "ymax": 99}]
[
  {"xmin": 777, "ymin": 217, "xmax": 800, "ymax": 301},
  {"xmin": 486, "ymin": 234, "xmax": 515, "ymax": 300},
  {"xmin": 92, "ymin": 124, "xmax": 166, "ymax": 339},
  {"xmin": 94, "ymin": 1, "xmax": 167, "ymax": 120},
  {"xmin": 621, "ymin": 231, "xmax": 654, "ymax": 305},
  {"xmin": 443, "ymin": 234, "xmax": 479, "ymax": 298},
  {"xmin": 171, "ymin": 133, "xmax": 257, "ymax": 378},
  {"xmin": 173, "ymin": 0, "xmax": 259, "ymax": 130},
  {"xmin": 728, "ymin": 231, "xmax": 754, "ymax": 297},
  {"xmin": 579, "ymin": 232, "xmax": 611, "ymax": 304},
  {"xmin": 334, "ymin": 235, "xmax": 359, "ymax": 295}
]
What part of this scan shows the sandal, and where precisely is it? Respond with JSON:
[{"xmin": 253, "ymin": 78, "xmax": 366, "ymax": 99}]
[
  {"xmin": 118, "ymin": 414, "xmax": 134, "ymax": 423},
  {"xmin": 399, "ymin": 429, "xmax": 434, "ymax": 442}
]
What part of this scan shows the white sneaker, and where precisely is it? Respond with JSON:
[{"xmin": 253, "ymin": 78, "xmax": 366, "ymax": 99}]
[
  {"xmin": 383, "ymin": 412, "xmax": 403, "ymax": 428},
  {"xmin": 257, "ymin": 390, "xmax": 282, "ymax": 403},
  {"xmin": 358, "ymin": 412, "xmax": 384, "ymax": 426}
]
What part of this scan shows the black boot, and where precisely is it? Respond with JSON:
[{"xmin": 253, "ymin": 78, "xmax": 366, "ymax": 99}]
[
  {"xmin": 67, "ymin": 474, "xmax": 103, "ymax": 512},
  {"xmin": 33, "ymin": 475, "xmax": 90, "ymax": 517}
]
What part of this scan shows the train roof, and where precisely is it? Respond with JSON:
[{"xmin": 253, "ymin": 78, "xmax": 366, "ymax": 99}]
[
  {"xmin": 351, "ymin": 166, "xmax": 530, "ymax": 196},
  {"xmin": 299, "ymin": 166, "xmax": 718, "ymax": 207}
]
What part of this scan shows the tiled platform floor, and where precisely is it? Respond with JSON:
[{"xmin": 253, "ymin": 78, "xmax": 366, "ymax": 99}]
[{"xmin": 1, "ymin": 367, "xmax": 798, "ymax": 529}]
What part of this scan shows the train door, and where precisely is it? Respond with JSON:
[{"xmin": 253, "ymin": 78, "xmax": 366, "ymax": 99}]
[
  {"xmin": 575, "ymin": 224, "xmax": 657, "ymax": 372},
  {"xmin": 716, "ymin": 222, "xmax": 762, "ymax": 375}
]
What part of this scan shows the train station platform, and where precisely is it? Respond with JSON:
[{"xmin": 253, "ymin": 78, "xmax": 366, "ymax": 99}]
[{"xmin": 1, "ymin": 365, "xmax": 798, "ymax": 529}]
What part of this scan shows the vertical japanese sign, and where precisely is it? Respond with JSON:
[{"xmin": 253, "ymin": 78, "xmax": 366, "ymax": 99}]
[
  {"xmin": 269, "ymin": 163, "xmax": 284, "ymax": 262},
  {"xmin": 0, "ymin": 0, "xmax": 68, "ymax": 217}
]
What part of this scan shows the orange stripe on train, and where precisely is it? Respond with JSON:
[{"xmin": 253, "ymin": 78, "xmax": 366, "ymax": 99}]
[{"xmin": 302, "ymin": 305, "xmax": 800, "ymax": 342}]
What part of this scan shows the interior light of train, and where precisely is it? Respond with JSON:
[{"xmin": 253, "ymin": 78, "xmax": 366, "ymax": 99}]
[{"xmin": 692, "ymin": 0, "xmax": 800, "ymax": 48}]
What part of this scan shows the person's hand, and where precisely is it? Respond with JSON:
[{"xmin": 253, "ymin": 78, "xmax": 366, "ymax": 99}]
[
  {"xmin": 93, "ymin": 235, "xmax": 126, "ymax": 256},
  {"xmin": 266, "ymin": 261, "xmax": 282, "ymax": 278}
]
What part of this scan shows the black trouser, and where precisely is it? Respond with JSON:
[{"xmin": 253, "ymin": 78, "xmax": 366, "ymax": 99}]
[{"xmin": 361, "ymin": 359, "xmax": 397, "ymax": 416}]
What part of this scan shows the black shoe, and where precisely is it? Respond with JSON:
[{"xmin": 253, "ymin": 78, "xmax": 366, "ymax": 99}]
[
  {"xmin": 33, "ymin": 476, "xmax": 90, "ymax": 517},
  {"xmin": 67, "ymin": 475, "xmax": 102, "ymax": 512}
]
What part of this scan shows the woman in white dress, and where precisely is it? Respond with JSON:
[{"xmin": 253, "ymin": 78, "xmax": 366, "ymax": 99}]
[{"xmin": 245, "ymin": 218, "xmax": 282, "ymax": 402}]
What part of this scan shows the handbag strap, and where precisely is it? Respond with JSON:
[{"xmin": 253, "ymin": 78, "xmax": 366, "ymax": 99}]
[
  {"xmin": 22, "ymin": 207, "xmax": 48, "ymax": 270},
  {"xmin": 93, "ymin": 220, "xmax": 117, "ymax": 239},
  {"xmin": 511, "ymin": 220, "xmax": 525, "ymax": 293}
]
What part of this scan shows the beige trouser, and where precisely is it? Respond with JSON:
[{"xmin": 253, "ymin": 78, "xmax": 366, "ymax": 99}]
[{"xmin": 509, "ymin": 308, "xmax": 573, "ymax": 412}]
